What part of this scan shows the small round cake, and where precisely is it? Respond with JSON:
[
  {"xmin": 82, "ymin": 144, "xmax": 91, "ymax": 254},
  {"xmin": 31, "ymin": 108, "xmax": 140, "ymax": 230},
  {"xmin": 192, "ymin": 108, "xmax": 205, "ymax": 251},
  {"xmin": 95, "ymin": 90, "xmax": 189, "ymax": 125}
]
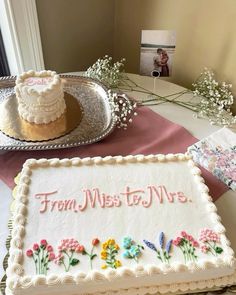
[{"xmin": 15, "ymin": 70, "xmax": 66, "ymax": 124}]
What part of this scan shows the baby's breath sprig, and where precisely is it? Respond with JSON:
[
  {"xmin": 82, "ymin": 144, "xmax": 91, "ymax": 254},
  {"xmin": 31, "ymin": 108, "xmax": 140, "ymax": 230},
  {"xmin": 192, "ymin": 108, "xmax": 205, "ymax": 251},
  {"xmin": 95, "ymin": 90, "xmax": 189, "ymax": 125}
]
[
  {"xmin": 192, "ymin": 68, "xmax": 235, "ymax": 126},
  {"xmin": 108, "ymin": 90, "xmax": 137, "ymax": 130},
  {"xmin": 85, "ymin": 55, "xmax": 126, "ymax": 88},
  {"xmin": 85, "ymin": 56, "xmax": 235, "ymax": 127}
]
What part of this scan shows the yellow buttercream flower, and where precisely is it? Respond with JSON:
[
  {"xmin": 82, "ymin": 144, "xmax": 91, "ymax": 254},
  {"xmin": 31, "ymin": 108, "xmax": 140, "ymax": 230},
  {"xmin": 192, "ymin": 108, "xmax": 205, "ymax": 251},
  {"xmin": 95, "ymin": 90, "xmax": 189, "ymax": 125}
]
[
  {"xmin": 108, "ymin": 239, "xmax": 115, "ymax": 246},
  {"xmin": 115, "ymin": 260, "xmax": 121, "ymax": 268},
  {"xmin": 101, "ymin": 264, "xmax": 107, "ymax": 269},
  {"xmin": 114, "ymin": 244, "xmax": 120, "ymax": 250},
  {"xmin": 102, "ymin": 242, "xmax": 108, "ymax": 250},
  {"xmin": 100, "ymin": 251, "xmax": 107, "ymax": 259}
]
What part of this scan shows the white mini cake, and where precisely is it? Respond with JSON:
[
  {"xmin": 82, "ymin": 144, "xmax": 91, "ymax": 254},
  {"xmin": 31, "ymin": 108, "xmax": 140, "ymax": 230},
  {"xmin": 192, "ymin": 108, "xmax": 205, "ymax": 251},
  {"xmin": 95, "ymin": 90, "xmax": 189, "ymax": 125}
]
[
  {"xmin": 6, "ymin": 154, "xmax": 236, "ymax": 295},
  {"xmin": 15, "ymin": 70, "xmax": 66, "ymax": 124}
]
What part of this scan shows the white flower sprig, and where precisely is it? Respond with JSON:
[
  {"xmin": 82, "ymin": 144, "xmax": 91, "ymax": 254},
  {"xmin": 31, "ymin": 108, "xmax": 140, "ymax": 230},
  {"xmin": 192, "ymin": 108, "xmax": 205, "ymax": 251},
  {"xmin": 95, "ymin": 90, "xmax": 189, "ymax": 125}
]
[
  {"xmin": 85, "ymin": 55, "xmax": 126, "ymax": 88},
  {"xmin": 192, "ymin": 68, "xmax": 235, "ymax": 126},
  {"xmin": 85, "ymin": 56, "xmax": 235, "ymax": 127},
  {"xmin": 85, "ymin": 56, "xmax": 137, "ymax": 129},
  {"xmin": 108, "ymin": 90, "xmax": 137, "ymax": 130}
]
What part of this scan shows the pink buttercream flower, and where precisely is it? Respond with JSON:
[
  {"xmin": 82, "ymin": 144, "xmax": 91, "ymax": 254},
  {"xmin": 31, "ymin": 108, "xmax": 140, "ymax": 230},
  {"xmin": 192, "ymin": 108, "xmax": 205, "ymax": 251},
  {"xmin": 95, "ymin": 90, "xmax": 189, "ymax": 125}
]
[
  {"xmin": 192, "ymin": 241, "xmax": 199, "ymax": 248},
  {"xmin": 48, "ymin": 252, "xmax": 56, "ymax": 261},
  {"xmin": 187, "ymin": 235, "xmax": 194, "ymax": 242},
  {"xmin": 180, "ymin": 231, "xmax": 187, "ymax": 238},
  {"xmin": 76, "ymin": 245, "xmax": 85, "ymax": 253},
  {"xmin": 172, "ymin": 237, "xmax": 182, "ymax": 246},
  {"xmin": 40, "ymin": 239, "xmax": 47, "ymax": 247},
  {"xmin": 33, "ymin": 243, "xmax": 39, "ymax": 251},
  {"xmin": 199, "ymin": 229, "xmax": 220, "ymax": 243},
  {"xmin": 26, "ymin": 249, "xmax": 33, "ymax": 257},
  {"xmin": 201, "ymin": 245, "xmax": 209, "ymax": 254},
  {"xmin": 54, "ymin": 253, "xmax": 64, "ymax": 265},
  {"xmin": 47, "ymin": 245, "xmax": 53, "ymax": 252}
]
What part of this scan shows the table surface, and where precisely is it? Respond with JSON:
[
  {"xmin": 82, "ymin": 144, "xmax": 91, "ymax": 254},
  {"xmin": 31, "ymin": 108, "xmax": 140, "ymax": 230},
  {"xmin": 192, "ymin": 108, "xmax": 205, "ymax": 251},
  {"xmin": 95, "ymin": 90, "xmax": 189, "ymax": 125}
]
[{"xmin": 1, "ymin": 73, "xmax": 236, "ymax": 289}]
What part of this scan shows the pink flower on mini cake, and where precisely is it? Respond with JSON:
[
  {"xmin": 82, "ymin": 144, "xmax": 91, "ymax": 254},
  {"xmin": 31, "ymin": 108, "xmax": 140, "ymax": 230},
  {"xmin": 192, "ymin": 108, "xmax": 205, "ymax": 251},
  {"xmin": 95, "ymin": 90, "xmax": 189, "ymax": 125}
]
[
  {"xmin": 55, "ymin": 238, "xmax": 82, "ymax": 272},
  {"xmin": 173, "ymin": 231, "xmax": 199, "ymax": 263},
  {"xmin": 199, "ymin": 229, "xmax": 223, "ymax": 256},
  {"xmin": 25, "ymin": 239, "xmax": 55, "ymax": 275}
]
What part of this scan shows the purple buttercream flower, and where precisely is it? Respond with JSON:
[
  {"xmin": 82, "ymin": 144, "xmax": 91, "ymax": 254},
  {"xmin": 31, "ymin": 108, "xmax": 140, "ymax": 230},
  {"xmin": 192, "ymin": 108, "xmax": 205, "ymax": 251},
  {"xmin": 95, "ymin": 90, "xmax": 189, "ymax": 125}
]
[
  {"xmin": 143, "ymin": 240, "xmax": 157, "ymax": 252},
  {"xmin": 159, "ymin": 232, "xmax": 164, "ymax": 249},
  {"xmin": 166, "ymin": 239, "xmax": 172, "ymax": 254}
]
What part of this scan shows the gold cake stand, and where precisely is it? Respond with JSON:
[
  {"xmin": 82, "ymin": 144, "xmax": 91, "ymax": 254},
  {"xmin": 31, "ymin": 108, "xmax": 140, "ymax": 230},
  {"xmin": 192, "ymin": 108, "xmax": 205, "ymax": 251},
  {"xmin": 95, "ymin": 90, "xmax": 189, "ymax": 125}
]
[{"xmin": 0, "ymin": 92, "xmax": 83, "ymax": 142}]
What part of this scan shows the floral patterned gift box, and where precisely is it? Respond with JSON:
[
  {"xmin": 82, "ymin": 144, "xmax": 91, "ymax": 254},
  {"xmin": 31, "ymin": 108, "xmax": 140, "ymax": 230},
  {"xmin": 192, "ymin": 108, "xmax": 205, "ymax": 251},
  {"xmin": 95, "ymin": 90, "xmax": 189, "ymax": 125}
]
[{"xmin": 188, "ymin": 127, "xmax": 236, "ymax": 191}]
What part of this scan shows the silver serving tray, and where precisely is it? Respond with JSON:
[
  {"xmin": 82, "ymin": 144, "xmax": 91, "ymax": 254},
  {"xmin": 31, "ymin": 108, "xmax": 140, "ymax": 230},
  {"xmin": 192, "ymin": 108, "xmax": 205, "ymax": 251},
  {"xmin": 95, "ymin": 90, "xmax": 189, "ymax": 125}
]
[{"xmin": 0, "ymin": 75, "xmax": 116, "ymax": 151}]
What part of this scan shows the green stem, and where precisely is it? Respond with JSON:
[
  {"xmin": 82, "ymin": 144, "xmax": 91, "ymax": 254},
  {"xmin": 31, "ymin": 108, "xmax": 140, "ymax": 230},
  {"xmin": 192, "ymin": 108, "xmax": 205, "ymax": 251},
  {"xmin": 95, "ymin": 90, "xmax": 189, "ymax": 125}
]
[
  {"xmin": 38, "ymin": 250, "xmax": 41, "ymax": 275},
  {"xmin": 41, "ymin": 248, "xmax": 45, "ymax": 274},
  {"xmin": 90, "ymin": 246, "xmax": 94, "ymax": 270},
  {"xmin": 62, "ymin": 259, "xmax": 68, "ymax": 272},
  {"xmin": 179, "ymin": 245, "xmax": 186, "ymax": 264},
  {"xmin": 63, "ymin": 250, "xmax": 74, "ymax": 272},
  {"xmin": 206, "ymin": 242, "xmax": 217, "ymax": 256},
  {"xmin": 32, "ymin": 253, "xmax": 38, "ymax": 274}
]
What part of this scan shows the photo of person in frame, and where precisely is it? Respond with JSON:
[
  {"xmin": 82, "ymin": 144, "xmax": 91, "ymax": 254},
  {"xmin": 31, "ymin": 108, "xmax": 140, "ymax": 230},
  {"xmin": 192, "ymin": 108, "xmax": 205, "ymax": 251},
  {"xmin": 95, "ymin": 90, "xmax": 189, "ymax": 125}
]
[
  {"xmin": 140, "ymin": 30, "xmax": 176, "ymax": 77},
  {"xmin": 153, "ymin": 48, "xmax": 169, "ymax": 77}
]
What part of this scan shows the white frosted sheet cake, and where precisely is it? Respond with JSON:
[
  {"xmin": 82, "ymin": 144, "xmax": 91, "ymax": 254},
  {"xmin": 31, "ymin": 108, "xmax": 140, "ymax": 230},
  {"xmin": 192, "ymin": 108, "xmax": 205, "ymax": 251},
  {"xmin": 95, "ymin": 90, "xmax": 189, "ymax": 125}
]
[{"xmin": 6, "ymin": 154, "xmax": 236, "ymax": 295}]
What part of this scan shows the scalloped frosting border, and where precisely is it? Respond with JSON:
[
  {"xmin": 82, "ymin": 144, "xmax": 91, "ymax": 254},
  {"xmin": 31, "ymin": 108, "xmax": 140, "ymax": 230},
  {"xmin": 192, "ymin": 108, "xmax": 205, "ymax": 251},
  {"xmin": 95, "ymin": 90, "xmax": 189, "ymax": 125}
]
[
  {"xmin": 6, "ymin": 153, "xmax": 236, "ymax": 295},
  {"xmin": 15, "ymin": 70, "xmax": 62, "ymax": 96}
]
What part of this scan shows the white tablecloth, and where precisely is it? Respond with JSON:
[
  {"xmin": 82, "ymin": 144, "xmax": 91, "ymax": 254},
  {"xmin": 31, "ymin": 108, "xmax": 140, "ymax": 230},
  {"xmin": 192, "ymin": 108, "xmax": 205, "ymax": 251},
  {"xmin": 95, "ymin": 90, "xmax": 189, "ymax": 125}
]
[{"xmin": 1, "ymin": 73, "xmax": 235, "ymax": 290}]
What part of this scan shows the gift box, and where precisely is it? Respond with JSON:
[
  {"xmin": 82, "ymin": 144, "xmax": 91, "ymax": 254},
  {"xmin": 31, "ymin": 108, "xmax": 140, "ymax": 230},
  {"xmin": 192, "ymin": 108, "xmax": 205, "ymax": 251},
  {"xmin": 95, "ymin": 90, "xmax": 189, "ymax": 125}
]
[{"xmin": 188, "ymin": 128, "xmax": 236, "ymax": 191}]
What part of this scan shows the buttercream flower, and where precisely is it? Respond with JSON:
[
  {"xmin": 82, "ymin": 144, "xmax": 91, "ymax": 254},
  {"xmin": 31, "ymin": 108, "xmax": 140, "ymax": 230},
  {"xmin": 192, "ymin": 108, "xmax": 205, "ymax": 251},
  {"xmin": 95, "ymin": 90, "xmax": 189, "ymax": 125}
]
[
  {"xmin": 174, "ymin": 231, "xmax": 198, "ymax": 262},
  {"xmin": 76, "ymin": 245, "xmax": 85, "ymax": 253},
  {"xmin": 122, "ymin": 237, "xmax": 133, "ymax": 249},
  {"xmin": 114, "ymin": 244, "xmax": 120, "ymax": 250},
  {"xmin": 159, "ymin": 232, "xmax": 164, "ymax": 249},
  {"xmin": 101, "ymin": 238, "xmax": 121, "ymax": 269},
  {"xmin": 129, "ymin": 245, "xmax": 141, "ymax": 257},
  {"xmin": 115, "ymin": 260, "xmax": 121, "ymax": 268},
  {"xmin": 165, "ymin": 240, "xmax": 172, "ymax": 254},
  {"xmin": 108, "ymin": 239, "xmax": 115, "ymax": 246},
  {"xmin": 40, "ymin": 239, "xmax": 47, "ymax": 247},
  {"xmin": 180, "ymin": 231, "xmax": 187, "ymax": 238},
  {"xmin": 123, "ymin": 250, "xmax": 131, "ymax": 258},
  {"xmin": 199, "ymin": 228, "xmax": 223, "ymax": 256},
  {"xmin": 26, "ymin": 249, "xmax": 33, "ymax": 257},
  {"xmin": 102, "ymin": 242, "xmax": 108, "ymax": 250},
  {"xmin": 26, "ymin": 239, "xmax": 55, "ymax": 275},
  {"xmin": 48, "ymin": 253, "xmax": 55, "ymax": 261},
  {"xmin": 47, "ymin": 245, "xmax": 53, "ymax": 252},
  {"xmin": 56, "ymin": 238, "xmax": 81, "ymax": 272},
  {"xmin": 33, "ymin": 243, "xmax": 39, "ymax": 251},
  {"xmin": 101, "ymin": 264, "xmax": 107, "ymax": 269},
  {"xmin": 192, "ymin": 241, "xmax": 199, "ymax": 248},
  {"xmin": 143, "ymin": 240, "xmax": 157, "ymax": 252},
  {"xmin": 144, "ymin": 232, "xmax": 172, "ymax": 264},
  {"xmin": 201, "ymin": 245, "xmax": 209, "ymax": 254},
  {"xmin": 92, "ymin": 238, "xmax": 100, "ymax": 246},
  {"xmin": 100, "ymin": 251, "xmax": 107, "ymax": 260},
  {"xmin": 173, "ymin": 237, "xmax": 183, "ymax": 246}
]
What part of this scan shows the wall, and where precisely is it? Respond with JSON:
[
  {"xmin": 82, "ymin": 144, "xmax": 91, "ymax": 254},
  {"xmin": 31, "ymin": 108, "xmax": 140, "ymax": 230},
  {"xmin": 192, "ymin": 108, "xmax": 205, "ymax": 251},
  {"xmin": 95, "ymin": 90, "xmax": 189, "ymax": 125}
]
[
  {"xmin": 36, "ymin": 0, "xmax": 236, "ymax": 111},
  {"xmin": 36, "ymin": 0, "xmax": 115, "ymax": 73},
  {"xmin": 113, "ymin": 0, "xmax": 236, "ymax": 111}
]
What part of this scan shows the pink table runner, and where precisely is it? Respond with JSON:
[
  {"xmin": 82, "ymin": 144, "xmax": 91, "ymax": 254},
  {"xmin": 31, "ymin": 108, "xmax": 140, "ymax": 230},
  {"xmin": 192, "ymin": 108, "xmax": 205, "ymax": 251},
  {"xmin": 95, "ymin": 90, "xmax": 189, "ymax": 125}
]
[{"xmin": 0, "ymin": 107, "xmax": 227, "ymax": 201}]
